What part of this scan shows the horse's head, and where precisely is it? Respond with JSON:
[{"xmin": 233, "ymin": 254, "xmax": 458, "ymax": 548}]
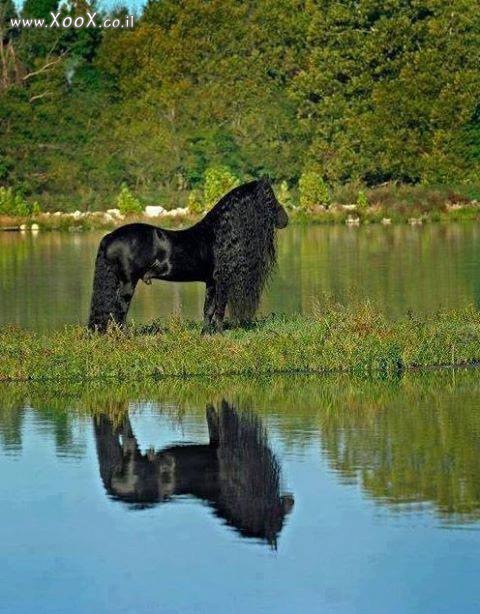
[
  {"xmin": 255, "ymin": 178, "xmax": 289, "ymax": 229},
  {"xmin": 274, "ymin": 201, "xmax": 289, "ymax": 229}
]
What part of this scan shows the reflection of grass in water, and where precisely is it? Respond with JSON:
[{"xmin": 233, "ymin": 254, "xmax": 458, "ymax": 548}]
[
  {"xmin": 1, "ymin": 303, "xmax": 480, "ymax": 382},
  {"xmin": 2, "ymin": 370, "xmax": 480, "ymax": 522}
]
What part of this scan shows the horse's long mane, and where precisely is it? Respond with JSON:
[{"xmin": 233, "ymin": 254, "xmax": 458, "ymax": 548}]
[
  {"xmin": 208, "ymin": 179, "xmax": 278, "ymax": 321},
  {"xmin": 214, "ymin": 400, "xmax": 286, "ymax": 546}
]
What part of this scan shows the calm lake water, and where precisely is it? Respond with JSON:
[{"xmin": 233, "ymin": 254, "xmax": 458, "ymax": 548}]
[
  {"xmin": 2, "ymin": 223, "xmax": 480, "ymax": 612},
  {"xmin": 1, "ymin": 223, "xmax": 480, "ymax": 329},
  {"xmin": 1, "ymin": 373, "xmax": 480, "ymax": 613}
]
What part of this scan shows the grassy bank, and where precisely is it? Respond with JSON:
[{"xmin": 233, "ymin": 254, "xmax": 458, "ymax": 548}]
[{"xmin": 1, "ymin": 304, "xmax": 479, "ymax": 382}]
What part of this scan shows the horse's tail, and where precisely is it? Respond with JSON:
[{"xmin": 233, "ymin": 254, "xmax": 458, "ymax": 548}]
[
  {"xmin": 88, "ymin": 237, "xmax": 120, "ymax": 332},
  {"xmin": 214, "ymin": 179, "xmax": 278, "ymax": 322}
]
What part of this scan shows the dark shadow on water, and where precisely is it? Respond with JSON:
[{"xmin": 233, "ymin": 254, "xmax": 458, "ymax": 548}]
[{"xmin": 94, "ymin": 400, "xmax": 294, "ymax": 547}]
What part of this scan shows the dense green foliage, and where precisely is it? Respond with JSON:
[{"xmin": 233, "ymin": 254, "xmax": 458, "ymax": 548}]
[
  {"xmin": 1, "ymin": 0, "xmax": 480, "ymax": 211},
  {"xmin": 1, "ymin": 304, "xmax": 480, "ymax": 381}
]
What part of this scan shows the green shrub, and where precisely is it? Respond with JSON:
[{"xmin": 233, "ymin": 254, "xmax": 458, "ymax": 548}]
[
  {"xmin": 203, "ymin": 166, "xmax": 239, "ymax": 208},
  {"xmin": 187, "ymin": 188, "xmax": 205, "ymax": 214},
  {"xmin": 277, "ymin": 180, "xmax": 294, "ymax": 209},
  {"xmin": 357, "ymin": 190, "xmax": 369, "ymax": 210},
  {"xmin": 0, "ymin": 187, "xmax": 41, "ymax": 216},
  {"xmin": 298, "ymin": 171, "xmax": 330, "ymax": 210},
  {"xmin": 116, "ymin": 184, "xmax": 142, "ymax": 215}
]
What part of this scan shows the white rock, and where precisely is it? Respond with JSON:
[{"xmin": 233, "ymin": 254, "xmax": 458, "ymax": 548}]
[
  {"xmin": 106, "ymin": 208, "xmax": 123, "ymax": 218},
  {"xmin": 164, "ymin": 207, "xmax": 189, "ymax": 217},
  {"xmin": 19, "ymin": 224, "xmax": 27, "ymax": 231},
  {"xmin": 382, "ymin": 218, "xmax": 392, "ymax": 225},
  {"xmin": 346, "ymin": 215, "xmax": 360, "ymax": 226},
  {"xmin": 72, "ymin": 210, "xmax": 84, "ymax": 220},
  {"xmin": 144, "ymin": 205, "xmax": 167, "ymax": 217},
  {"xmin": 343, "ymin": 204, "xmax": 357, "ymax": 211},
  {"xmin": 31, "ymin": 223, "xmax": 40, "ymax": 231}
]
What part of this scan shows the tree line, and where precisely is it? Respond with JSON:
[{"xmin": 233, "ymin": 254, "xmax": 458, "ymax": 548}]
[{"xmin": 1, "ymin": 0, "xmax": 479, "ymax": 211}]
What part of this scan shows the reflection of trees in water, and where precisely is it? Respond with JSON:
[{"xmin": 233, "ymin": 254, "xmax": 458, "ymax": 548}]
[
  {"xmin": 0, "ymin": 232, "xmax": 97, "ymax": 328},
  {"xmin": 3, "ymin": 224, "xmax": 480, "ymax": 327},
  {"xmin": 0, "ymin": 403, "xmax": 25, "ymax": 453},
  {"xmin": 266, "ymin": 224, "xmax": 480, "ymax": 317},
  {"xmin": 318, "ymin": 377, "xmax": 480, "ymax": 522},
  {"xmin": 0, "ymin": 235, "xmax": 30, "ymax": 291},
  {"xmin": 0, "ymin": 388, "xmax": 85, "ymax": 458}
]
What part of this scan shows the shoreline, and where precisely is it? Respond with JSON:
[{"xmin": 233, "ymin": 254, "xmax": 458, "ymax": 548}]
[
  {"xmin": 1, "ymin": 306, "xmax": 479, "ymax": 383},
  {"xmin": 1, "ymin": 202, "xmax": 480, "ymax": 233},
  {"xmin": 1, "ymin": 361, "xmax": 479, "ymax": 385}
]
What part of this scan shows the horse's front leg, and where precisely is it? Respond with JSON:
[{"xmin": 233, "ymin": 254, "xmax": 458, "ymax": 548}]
[
  {"xmin": 119, "ymin": 415, "xmax": 138, "ymax": 456},
  {"xmin": 201, "ymin": 281, "xmax": 216, "ymax": 334}
]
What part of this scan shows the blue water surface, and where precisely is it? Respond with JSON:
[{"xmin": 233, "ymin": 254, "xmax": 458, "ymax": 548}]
[{"xmin": 1, "ymin": 377, "xmax": 480, "ymax": 614}]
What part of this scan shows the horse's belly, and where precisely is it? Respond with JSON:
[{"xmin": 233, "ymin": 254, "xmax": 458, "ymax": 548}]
[{"xmin": 160, "ymin": 272, "xmax": 205, "ymax": 283}]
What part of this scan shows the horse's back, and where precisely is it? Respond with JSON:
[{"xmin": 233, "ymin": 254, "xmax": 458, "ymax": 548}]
[
  {"xmin": 103, "ymin": 222, "xmax": 160, "ymax": 244},
  {"xmin": 100, "ymin": 223, "xmax": 164, "ymax": 274}
]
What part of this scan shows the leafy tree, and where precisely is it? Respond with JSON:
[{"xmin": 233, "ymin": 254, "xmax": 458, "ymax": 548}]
[
  {"xmin": 22, "ymin": 0, "xmax": 58, "ymax": 19},
  {"xmin": 203, "ymin": 166, "xmax": 239, "ymax": 208}
]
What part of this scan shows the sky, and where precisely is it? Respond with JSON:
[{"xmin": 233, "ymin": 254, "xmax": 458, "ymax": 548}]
[{"xmin": 13, "ymin": 0, "xmax": 147, "ymax": 13}]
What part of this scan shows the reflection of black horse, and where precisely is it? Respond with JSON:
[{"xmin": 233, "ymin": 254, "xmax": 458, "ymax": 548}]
[
  {"xmin": 88, "ymin": 180, "xmax": 288, "ymax": 333},
  {"xmin": 94, "ymin": 401, "xmax": 293, "ymax": 546}
]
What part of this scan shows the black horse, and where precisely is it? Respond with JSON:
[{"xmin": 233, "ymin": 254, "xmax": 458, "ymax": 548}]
[
  {"xmin": 94, "ymin": 401, "xmax": 294, "ymax": 547},
  {"xmin": 88, "ymin": 179, "xmax": 288, "ymax": 332}
]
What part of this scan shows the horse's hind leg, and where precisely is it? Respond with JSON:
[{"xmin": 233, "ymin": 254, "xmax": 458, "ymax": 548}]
[
  {"xmin": 201, "ymin": 281, "xmax": 216, "ymax": 334},
  {"xmin": 206, "ymin": 405, "xmax": 219, "ymax": 447},
  {"xmin": 115, "ymin": 279, "xmax": 137, "ymax": 327},
  {"xmin": 212, "ymin": 283, "xmax": 228, "ymax": 333}
]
